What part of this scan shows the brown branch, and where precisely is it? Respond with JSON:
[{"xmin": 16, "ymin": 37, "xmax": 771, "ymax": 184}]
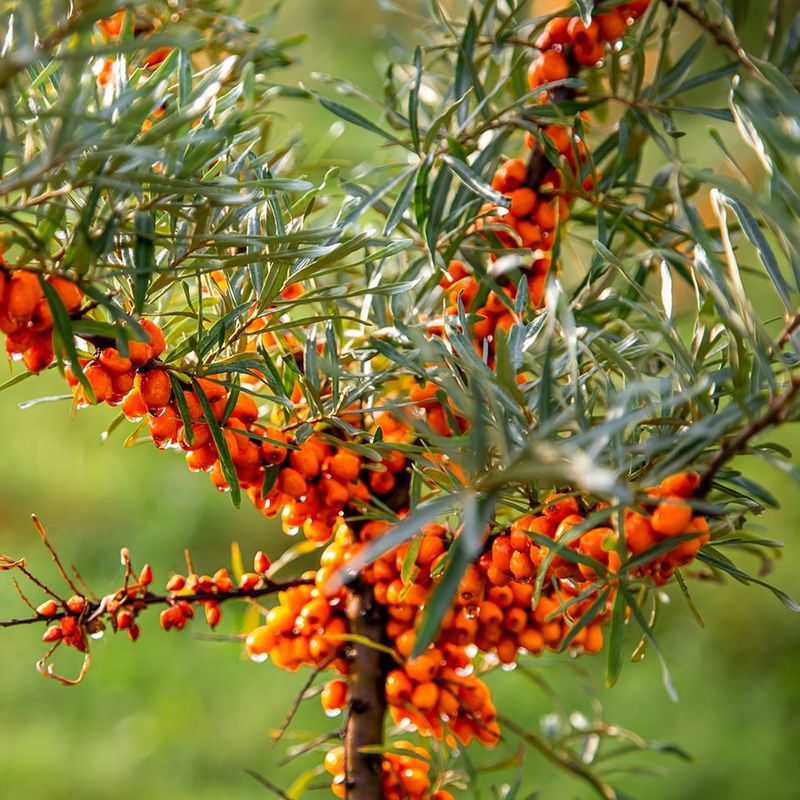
[
  {"xmin": 344, "ymin": 578, "xmax": 389, "ymax": 800},
  {"xmin": 0, "ymin": 576, "xmax": 314, "ymax": 628},
  {"xmin": 698, "ymin": 372, "xmax": 800, "ymax": 495},
  {"xmin": 525, "ymin": 71, "xmax": 578, "ymax": 189},
  {"xmin": 661, "ymin": 0, "xmax": 754, "ymax": 69},
  {"xmin": 775, "ymin": 307, "xmax": 800, "ymax": 353},
  {"xmin": 32, "ymin": 515, "xmax": 82, "ymax": 597},
  {"xmin": 500, "ymin": 714, "xmax": 617, "ymax": 800},
  {"xmin": 271, "ymin": 652, "xmax": 339, "ymax": 748}
]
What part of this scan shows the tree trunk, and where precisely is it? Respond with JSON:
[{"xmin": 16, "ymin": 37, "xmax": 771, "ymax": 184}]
[{"xmin": 344, "ymin": 578, "xmax": 388, "ymax": 800}]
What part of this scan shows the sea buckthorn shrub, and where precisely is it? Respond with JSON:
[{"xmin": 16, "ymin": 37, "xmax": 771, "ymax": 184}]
[{"xmin": 1, "ymin": 1, "xmax": 799, "ymax": 798}]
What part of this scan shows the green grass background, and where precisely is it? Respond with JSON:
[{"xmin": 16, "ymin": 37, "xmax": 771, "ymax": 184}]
[{"xmin": 1, "ymin": 1, "xmax": 799, "ymax": 798}]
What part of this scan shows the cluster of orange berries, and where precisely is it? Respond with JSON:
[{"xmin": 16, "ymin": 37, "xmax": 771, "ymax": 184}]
[
  {"xmin": 529, "ymin": 2, "xmax": 651, "ymax": 86},
  {"xmin": 248, "ymin": 428, "xmax": 409, "ymax": 544},
  {"xmin": 324, "ymin": 742, "xmax": 453, "ymax": 800},
  {"xmin": 501, "ymin": 473, "xmax": 709, "ymax": 589},
  {"xmin": 244, "ymin": 560, "xmax": 350, "ymax": 673},
  {"xmin": 435, "ymin": 2, "xmax": 652, "ymax": 362},
  {"xmin": 38, "ymin": 562, "xmax": 154, "ymax": 650},
  {"xmin": 1, "ymin": 264, "xmax": 412, "ymax": 558},
  {"xmin": 0, "ymin": 266, "xmax": 83, "ymax": 373},
  {"xmin": 242, "ymin": 474, "xmax": 709, "ymax": 776},
  {"xmin": 38, "ymin": 595, "xmax": 91, "ymax": 652},
  {"xmin": 160, "ymin": 566, "xmax": 238, "ymax": 631},
  {"xmin": 64, "ymin": 319, "xmax": 167, "ymax": 408},
  {"xmin": 96, "ymin": 10, "xmax": 172, "ymax": 87}
]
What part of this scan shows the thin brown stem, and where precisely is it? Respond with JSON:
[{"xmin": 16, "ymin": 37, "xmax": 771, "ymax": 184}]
[
  {"xmin": 662, "ymin": 0, "xmax": 754, "ymax": 69},
  {"xmin": 0, "ymin": 576, "xmax": 313, "ymax": 628},
  {"xmin": 698, "ymin": 372, "xmax": 800, "ymax": 494}
]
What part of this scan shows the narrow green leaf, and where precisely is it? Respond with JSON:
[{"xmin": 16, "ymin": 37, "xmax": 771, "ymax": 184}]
[
  {"xmin": 191, "ymin": 377, "xmax": 241, "ymax": 507},
  {"xmin": 168, "ymin": 373, "xmax": 194, "ymax": 447},
  {"xmin": 606, "ymin": 589, "xmax": 628, "ymax": 689},
  {"xmin": 38, "ymin": 276, "xmax": 93, "ymax": 401},
  {"xmin": 441, "ymin": 153, "xmax": 510, "ymax": 208},
  {"xmin": 133, "ymin": 210, "xmax": 155, "ymax": 315},
  {"xmin": 318, "ymin": 95, "xmax": 410, "ymax": 149}
]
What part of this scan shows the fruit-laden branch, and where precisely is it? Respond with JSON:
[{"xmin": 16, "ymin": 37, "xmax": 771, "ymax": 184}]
[{"xmin": 0, "ymin": 576, "xmax": 314, "ymax": 629}]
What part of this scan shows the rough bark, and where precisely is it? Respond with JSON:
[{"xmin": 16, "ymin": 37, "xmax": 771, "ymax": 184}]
[{"xmin": 344, "ymin": 578, "xmax": 389, "ymax": 800}]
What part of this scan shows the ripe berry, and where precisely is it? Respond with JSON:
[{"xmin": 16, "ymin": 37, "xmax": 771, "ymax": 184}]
[{"xmin": 36, "ymin": 599, "xmax": 58, "ymax": 617}]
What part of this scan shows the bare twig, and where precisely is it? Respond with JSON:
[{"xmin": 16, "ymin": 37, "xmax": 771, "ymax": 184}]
[
  {"xmin": 11, "ymin": 577, "xmax": 38, "ymax": 613},
  {"xmin": 31, "ymin": 515, "xmax": 82, "ymax": 596},
  {"xmin": 271, "ymin": 652, "xmax": 340, "ymax": 748},
  {"xmin": 500, "ymin": 714, "xmax": 617, "ymax": 800},
  {"xmin": 244, "ymin": 767, "xmax": 292, "ymax": 800}
]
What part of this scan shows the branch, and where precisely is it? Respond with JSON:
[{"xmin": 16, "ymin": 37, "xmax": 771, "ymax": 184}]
[
  {"xmin": 661, "ymin": 0, "xmax": 754, "ymax": 69},
  {"xmin": 698, "ymin": 372, "xmax": 800, "ymax": 495},
  {"xmin": 344, "ymin": 578, "xmax": 389, "ymax": 800},
  {"xmin": 0, "ymin": 577, "xmax": 314, "ymax": 629}
]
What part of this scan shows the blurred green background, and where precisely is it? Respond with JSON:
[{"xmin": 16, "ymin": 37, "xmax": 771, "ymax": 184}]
[{"xmin": 1, "ymin": 1, "xmax": 799, "ymax": 798}]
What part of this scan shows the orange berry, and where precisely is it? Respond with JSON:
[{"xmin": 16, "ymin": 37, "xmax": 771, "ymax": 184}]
[
  {"xmin": 147, "ymin": 407, "xmax": 180, "ymax": 448},
  {"xmin": 289, "ymin": 445, "xmax": 320, "ymax": 479},
  {"xmin": 567, "ymin": 17, "xmax": 599, "ymax": 48},
  {"xmin": 22, "ymin": 334, "xmax": 54, "ymax": 373},
  {"xmin": 245, "ymin": 625, "xmax": 277, "ymax": 657},
  {"xmin": 543, "ymin": 124, "xmax": 572, "ymax": 155},
  {"xmin": 544, "ymin": 17, "xmax": 571, "ymax": 45},
  {"xmin": 142, "ymin": 47, "xmax": 172, "ymax": 68},
  {"xmin": 625, "ymin": 512, "xmax": 657, "ymax": 554},
  {"xmin": 405, "ymin": 652, "xmax": 439, "ymax": 683},
  {"xmin": 138, "ymin": 368, "xmax": 172, "ymax": 411},
  {"xmin": 98, "ymin": 10, "xmax": 125, "ymax": 37},
  {"xmin": 253, "ymin": 551, "xmax": 271, "ymax": 574},
  {"xmin": 120, "ymin": 386, "xmax": 147, "ymax": 420},
  {"xmin": 42, "ymin": 624, "xmax": 62, "ymax": 642},
  {"xmin": 47, "ymin": 275, "xmax": 82, "ymax": 313},
  {"xmin": 186, "ymin": 443, "xmax": 217, "ymax": 472},
  {"xmin": 321, "ymin": 679, "xmax": 348, "ymax": 715},
  {"xmin": 6, "ymin": 271, "xmax": 43, "ymax": 323},
  {"xmin": 597, "ymin": 11, "xmax": 627, "ymax": 41},
  {"xmin": 99, "ymin": 348, "xmax": 132, "ymax": 374},
  {"xmin": 542, "ymin": 493, "xmax": 580, "ymax": 523},
  {"xmin": 278, "ymin": 467, "xmax": 307, "ymax": 499},
  {"xmin": 138, "ymin": 319, "xmax": 166, "ymax": 357},
  {"xmin": 369, "ymin": 469, "xmax": 396, "ymax": 495},
  {"xmin": 324, "ymin": 746, "xmax": 345, "ymax": 776},
  {"xmin": 76, "ymin": 363, "xmax": 113, "ymax": 406},
  {"xmin": 531, "ymin": 49, "xmax": 569, "ymax": 87},
  {"xmin": 509, "ymin": 549, "xmax": 535, "ymax": 581},
  {"xmin": 574, "ymin": 39, "xmax": 604, "ymax": 66},
  {"xmin": 660, "ymin": 471, "xmax": 699, "ymax": 499},
  {"xmin": 261, "ymin": 427, "xmax": 288, "ymax": 465},
  {"xmin": 508, "ymin": 187, "xmax": 537, "ymax": 218},
  {"xmin": 651, "ymin": 502, "xmax": 693, "ymax": 536},
  {"xmin": 535, "ymin": 200, "xmax": 557, "ymax": 231},
  {"xmin": 36, "ymin": 599, "xmax": 58, "ymax": 617}
]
